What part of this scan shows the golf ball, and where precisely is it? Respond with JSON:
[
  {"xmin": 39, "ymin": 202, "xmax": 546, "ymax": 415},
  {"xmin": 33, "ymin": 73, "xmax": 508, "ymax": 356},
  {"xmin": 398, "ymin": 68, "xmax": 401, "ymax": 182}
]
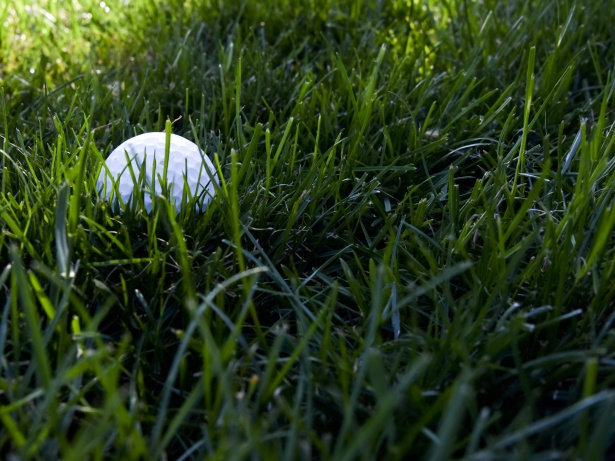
[{"xmin": 97, "ymin": 132, "xmax": 218, "ymax": 213}]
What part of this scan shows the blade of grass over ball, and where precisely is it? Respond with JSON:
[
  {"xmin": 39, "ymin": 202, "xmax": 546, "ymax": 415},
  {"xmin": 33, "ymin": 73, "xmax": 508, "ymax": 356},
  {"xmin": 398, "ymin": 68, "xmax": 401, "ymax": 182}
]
[{"xmin": 162, "ymin": 119, "xmax": 172, "ymax": 189}]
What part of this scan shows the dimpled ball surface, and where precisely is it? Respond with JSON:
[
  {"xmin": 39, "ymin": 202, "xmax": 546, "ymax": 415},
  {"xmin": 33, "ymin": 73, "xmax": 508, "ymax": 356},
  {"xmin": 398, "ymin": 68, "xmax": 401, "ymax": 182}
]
[{"xmin": 97, "ymin": 132, "xmax": 218, "ymax": 213}]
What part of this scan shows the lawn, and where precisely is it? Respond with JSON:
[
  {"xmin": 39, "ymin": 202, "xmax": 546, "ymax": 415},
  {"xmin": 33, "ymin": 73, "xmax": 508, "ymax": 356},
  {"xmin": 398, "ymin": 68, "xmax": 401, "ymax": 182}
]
[{"xmin": 1, "ymin": 0, "xmax": 615, "ymax": 459}]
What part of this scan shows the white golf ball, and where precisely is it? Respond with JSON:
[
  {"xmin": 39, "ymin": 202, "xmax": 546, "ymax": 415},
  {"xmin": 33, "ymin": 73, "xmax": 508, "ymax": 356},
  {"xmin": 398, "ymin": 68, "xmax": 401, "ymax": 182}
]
[{"xmin": 97, "ymin": 132, "xmax": 218, "ymax": 212}]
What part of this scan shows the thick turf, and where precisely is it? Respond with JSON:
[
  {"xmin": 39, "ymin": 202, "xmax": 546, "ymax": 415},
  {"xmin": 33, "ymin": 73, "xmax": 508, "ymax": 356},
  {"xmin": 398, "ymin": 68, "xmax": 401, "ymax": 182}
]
[{"xmin": 1, "ymin": 0, "xmax": 614, "ymax": 459}]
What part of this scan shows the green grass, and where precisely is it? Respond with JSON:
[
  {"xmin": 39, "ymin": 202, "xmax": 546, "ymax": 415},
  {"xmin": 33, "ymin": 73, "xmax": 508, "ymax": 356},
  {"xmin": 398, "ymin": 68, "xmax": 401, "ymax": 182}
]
[{"xmin": 1, "ymin": 0, "xmax": 615, "ymax": 459}]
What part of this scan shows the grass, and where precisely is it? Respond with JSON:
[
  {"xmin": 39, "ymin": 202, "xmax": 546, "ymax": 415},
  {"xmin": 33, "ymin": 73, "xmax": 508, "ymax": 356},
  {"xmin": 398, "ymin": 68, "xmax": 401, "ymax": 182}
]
[{"xmin": 1, "ymin": 0, "xmax": 615, "ymax": 459}]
